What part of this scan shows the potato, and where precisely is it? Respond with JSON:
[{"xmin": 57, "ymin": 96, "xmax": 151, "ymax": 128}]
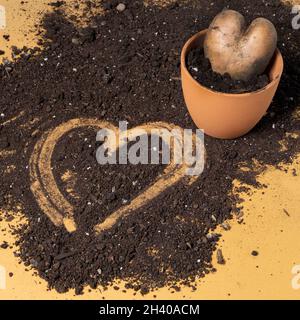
[{"xmin": 204, "ymin": 10, "xmax": 277, "ymax": 81}]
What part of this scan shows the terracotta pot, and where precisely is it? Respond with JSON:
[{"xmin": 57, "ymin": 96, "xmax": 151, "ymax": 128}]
[{"xmin": 181, "ymin": 30, "xmax": 284, "ymax": 139}]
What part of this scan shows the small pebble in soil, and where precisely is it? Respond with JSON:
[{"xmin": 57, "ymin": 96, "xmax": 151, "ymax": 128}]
[
  {"xmin": 116, "ymin": 3, "xmax": 126, "ymax": 12},
  {"xmin": 221, "ymin": 222, "xmax": 231, "ymax": 231},
  {"xmin": 71, "ymin": 37, "xmax": 81, "ymax": 45}
]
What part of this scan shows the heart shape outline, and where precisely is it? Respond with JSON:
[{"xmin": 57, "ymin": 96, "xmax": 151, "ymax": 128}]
[{"xmin": 29, "ymin": 118, "xmax": 203, "ymax": 235}]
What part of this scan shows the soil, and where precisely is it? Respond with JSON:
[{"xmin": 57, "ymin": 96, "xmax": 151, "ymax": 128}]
[
  {"xmin": 187, "ymin": 47, "xmax": 270, "ymax": 93},
  {"xmin": 0, "ymin": 0, "xmax": 300, "ymax": 295}
]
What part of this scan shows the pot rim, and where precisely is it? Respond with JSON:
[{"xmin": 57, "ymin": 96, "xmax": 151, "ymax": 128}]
[{"xmin": 181, "ymin": 29, "xmax": 284, "ymax": 97}]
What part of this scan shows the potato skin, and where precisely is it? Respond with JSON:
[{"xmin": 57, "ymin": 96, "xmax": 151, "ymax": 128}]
[{"xmin": 204, "ymin": 10, "xmax": 277, "ymax": 81}]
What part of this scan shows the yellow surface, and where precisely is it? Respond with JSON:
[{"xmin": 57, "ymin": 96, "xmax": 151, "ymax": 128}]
[{"xmin": 1, "ymin": 0, "xmax": 300, "ymax": 300}]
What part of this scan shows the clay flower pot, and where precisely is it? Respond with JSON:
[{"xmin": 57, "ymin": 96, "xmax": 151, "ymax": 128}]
[{"xmin": 181, "ymin": 30, "xmax": 284, "ymax": 139}]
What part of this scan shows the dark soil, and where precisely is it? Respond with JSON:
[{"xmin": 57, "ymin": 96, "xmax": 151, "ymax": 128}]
[
  {"xmin": 0, "ymin": 0, "xmax": 300, "ymax": 295},
  {"xmin": 187, "ymin": 47, "xmax": 270, "ymax": 93}
]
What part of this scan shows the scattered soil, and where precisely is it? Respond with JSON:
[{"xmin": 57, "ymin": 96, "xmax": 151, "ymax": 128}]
[
  {"xmin": 251, "ymin": 250, "xmax": 259, "ymax": 256},
  {"xmin": 187, "ymin": 47, "xmax": 270, "ymax": 93},
  {"xmin": 0, "ymin": 0, "xmax": 299, "ymax": 295},
  {"xmin": 0, "ymin": 242, "xmax": 9, "ymax": 249},
  {"xmin": 216, "ymin": 249, "xmax": 225, "ymax": 265}
]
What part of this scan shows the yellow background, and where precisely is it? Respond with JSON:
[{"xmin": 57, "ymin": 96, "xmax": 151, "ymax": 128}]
[{"xmin": 0, "ymin": 0, "xmax": 300, "ymax": 300}]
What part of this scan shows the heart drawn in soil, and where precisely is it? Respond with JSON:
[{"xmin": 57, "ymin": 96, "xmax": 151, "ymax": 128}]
[{"xmin": 29, "ymin": 118, "xmax": 202, "ymax": 234}]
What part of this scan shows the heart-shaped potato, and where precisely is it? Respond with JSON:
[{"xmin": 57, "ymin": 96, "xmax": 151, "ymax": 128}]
[{"xmin": 204, "ymin": 10, "xmax": 277, "ymax": 81}]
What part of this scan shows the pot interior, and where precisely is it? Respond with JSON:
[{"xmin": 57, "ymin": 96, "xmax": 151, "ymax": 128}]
[{"xmin": 184, "ymin": 31, "xmax": 283, "ymax": 86}]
